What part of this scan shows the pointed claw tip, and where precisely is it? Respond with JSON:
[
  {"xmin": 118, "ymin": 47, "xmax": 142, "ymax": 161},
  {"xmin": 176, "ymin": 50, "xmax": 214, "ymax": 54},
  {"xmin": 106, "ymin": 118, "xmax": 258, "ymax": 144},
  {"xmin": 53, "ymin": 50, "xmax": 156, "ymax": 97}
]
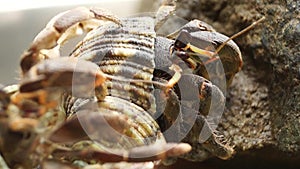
[
  {"xmin": 177, "ymin": 143, "xmax": 192, "ymax": 153},
  {"xmin": 169, "ymin": 143, "xmax": 192, "ymax": 156}
]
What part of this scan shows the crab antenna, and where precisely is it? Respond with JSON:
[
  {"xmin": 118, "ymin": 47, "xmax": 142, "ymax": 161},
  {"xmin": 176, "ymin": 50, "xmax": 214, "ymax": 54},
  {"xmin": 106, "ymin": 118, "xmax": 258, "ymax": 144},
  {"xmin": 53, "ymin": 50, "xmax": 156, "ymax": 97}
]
[{"xmin": 214, "ymin": 16, "xmax": 266, "ymax": 55}]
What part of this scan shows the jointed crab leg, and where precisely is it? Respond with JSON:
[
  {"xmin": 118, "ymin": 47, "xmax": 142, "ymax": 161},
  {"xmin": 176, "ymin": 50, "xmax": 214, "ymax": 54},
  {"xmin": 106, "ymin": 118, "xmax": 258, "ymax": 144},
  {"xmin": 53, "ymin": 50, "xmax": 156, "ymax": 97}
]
[
  {"xmin": 11, "ymin": 57, "xmax": 108, "ymax": 116},
  {"xmin": 50, "ymin": 110, "xmax": 191, "ymax": 163},
  {"xmin": 19, "ymin": 57, "xmax": 106, "ymax": 94},
  {"xmin": 20, "ymin": 7, "xmax": 122, "ymax": 74},
  {"xmin": 53, "ymin": 142, "xmax": 191, "ymax": 163}
]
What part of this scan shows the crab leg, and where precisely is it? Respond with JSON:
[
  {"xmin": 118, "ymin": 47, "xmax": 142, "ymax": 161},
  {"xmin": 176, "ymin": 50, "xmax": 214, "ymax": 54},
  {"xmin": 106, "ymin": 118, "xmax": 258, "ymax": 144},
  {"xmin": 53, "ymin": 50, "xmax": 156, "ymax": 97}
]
[
  {"xmin": 12, "ymin": 57, "xmax": 107, "ymax": 115},
  {"xmin": 156, "ymin": 73, "xmax": 235, "ymax": 160},
  {"xmin": 19, "ymin": 57, "xmax": 106, "ymax": 94},
  {"xmin": 181, "ymin": 74, "xmax": 234, "ymax": 159},
  {"xmin": 53, "ymin": 142, "xmax": 191, "ymax": 163},
  {"xmin": 50, "ymin": 110, "xmax": 191, "ymax": 163},
  {"xmin": 20, "ymin": 7, "xmax": 122, "ymax": 74}
]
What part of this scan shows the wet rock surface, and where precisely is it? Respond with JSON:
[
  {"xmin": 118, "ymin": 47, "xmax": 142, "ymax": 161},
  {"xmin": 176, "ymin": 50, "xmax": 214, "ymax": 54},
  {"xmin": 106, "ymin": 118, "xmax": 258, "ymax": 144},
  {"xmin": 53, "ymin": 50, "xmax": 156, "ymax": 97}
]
[{"xmin": 155, "ymin": 0, "xmax": 300, "ymax": 168}]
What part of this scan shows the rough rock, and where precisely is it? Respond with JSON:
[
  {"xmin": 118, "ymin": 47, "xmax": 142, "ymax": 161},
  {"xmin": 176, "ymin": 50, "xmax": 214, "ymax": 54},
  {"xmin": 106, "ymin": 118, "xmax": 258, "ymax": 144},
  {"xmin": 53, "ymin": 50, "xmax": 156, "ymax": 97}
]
[{"xmin": 155, "ymin": 0, "xmax": 300, "ymax": 168}]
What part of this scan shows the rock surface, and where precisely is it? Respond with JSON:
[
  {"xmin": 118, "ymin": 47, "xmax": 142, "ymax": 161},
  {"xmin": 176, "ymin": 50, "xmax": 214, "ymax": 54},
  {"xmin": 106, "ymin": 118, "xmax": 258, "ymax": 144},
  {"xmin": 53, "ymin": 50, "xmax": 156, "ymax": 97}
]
[{"xmin": 154, "ymin": 0, "xmax": 300, "ymax": 168}]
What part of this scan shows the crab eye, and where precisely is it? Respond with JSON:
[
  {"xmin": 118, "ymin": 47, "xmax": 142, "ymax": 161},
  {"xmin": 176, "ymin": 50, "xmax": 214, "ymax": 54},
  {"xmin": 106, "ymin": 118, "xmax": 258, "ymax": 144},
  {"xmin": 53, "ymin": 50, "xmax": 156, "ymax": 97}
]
[
  {"xmin": 174, "ymin": 30, "xmax": 215, "ymax": 58},
  {"xmin": 174, "ymin": 39, "xmax": 186, "ymax": 49},
  {"xmin": 174, "ymin": 30, "xmax": 192, "ymax": 50}
]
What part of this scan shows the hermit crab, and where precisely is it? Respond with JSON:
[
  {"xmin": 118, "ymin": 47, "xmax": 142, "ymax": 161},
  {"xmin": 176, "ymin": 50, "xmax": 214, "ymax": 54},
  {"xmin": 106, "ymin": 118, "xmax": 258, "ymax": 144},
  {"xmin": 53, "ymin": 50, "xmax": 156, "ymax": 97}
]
[{"xmin": 0, "ymin": 0, "xmax": 243, "ymax": 168}]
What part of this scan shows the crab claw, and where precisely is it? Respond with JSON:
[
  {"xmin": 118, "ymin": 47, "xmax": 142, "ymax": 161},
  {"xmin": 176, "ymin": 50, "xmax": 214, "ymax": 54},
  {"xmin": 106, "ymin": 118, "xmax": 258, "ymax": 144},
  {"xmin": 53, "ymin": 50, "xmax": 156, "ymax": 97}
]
[
  {"xmin": 49, "ymin": 107, "xmax": 191, "ymax": 163},
  {"xmin": 10, "ymin": 57, "xmax": 108, "ymax": 115},
  {"xmin": 20, "ymin": 57, "xmax": 107, "ymax": 98},
  {"xmin": 20, "ymin": 7, "xmax": 122, "ymax": 74}
]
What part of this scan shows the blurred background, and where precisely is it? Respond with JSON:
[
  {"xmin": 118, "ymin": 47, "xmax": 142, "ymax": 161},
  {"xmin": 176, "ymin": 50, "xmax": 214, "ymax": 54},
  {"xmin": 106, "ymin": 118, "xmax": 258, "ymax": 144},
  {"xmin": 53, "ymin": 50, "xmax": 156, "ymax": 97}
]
[{"xmin": 0, "ymin": 0, "xmax": 154, "ymax": 85}]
